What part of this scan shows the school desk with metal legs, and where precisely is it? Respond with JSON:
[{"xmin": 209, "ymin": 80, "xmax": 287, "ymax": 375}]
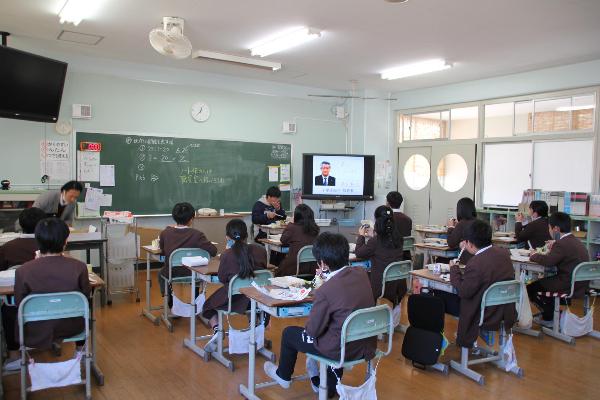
[
  {"xmin": 414, "ymin": 244, "xmax": 459, "ymax": 265},
  {"xmin": 141, "ymin": 245, "xmax": 163, "ymax": 325},
  {"xmin": 66, "ymin": 235, "xmax": 109, "ymax": 305},
  {"xmin": 258, "ymin": 238, "xmax": 289, "ymax": 265},
  {"xmin": 238, "ymin": 286, "xmax": 313, "ymax": 400}
]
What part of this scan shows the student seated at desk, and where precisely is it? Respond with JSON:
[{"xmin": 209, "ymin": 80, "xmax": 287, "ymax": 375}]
[
  {"xmin": 386, "ymin": 191, "xmax": 413, "ymax": 260},
  {"xmin": 2, "ymin": 218, "xmax": 90, "ymax": 371},
  {"xmin": 202, "ymin": 219, "xmax": 267, "ymax": 352},
  {"xmin": 515, "ymin": 200, "xmax": 552, "ymax": 249},
  {"xmin": 449, "ymin": 219, "xmax": 516, "ymax": 348},
  {"xmin": 0, "ymin": 207, "xmax": 46, "ymax": 270},
  {"xmin": 159, "ymin": 202, "xmax": 218, "ymax": 309},
  {"xmin": 355, "ymin": 206, "xmax": 405, "ymax": 312},
  {"xmin": 251, "ymin": 186, "xmax": 287, "ymax": 242},
  {"xmin": 276, "ymin": 204, "xmax": 319, "ymax": 277},
  {"xmin": 447, "ymin": 197, "xmax": 478, "ymax": 265},
  {"xmin": 527, "ymin": 212, "xmax": 589, "ymax": 328},
  {"xmin": 264, "ymin": 233, "xmax": 376, "ymax": 398}
]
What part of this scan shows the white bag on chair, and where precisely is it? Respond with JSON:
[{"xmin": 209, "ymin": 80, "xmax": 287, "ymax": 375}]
[
  {"xmin": 335, "ymin": 361, "xmax": 378, "ymax": 400},
  {"xmin": 171, "ymin": 293, "xmax": 206, "ymax": 318},
  {"xmin": 501, "ymin": 334, "xmax": 519, "ymax": 373},
  {"xmin": 560, "ymin": 307, "xmax": 593, "ymax": 337},
  {"xmin": 392, "ymin": 304, "xmax": 401, "ymax": 328},
  {"xmin": 517, "ymin": 272, "xmax": 533, "ymax": 329},
  {"xmin": 28, "ymin": 354, "xmax": 82, "ymax": 391},
  {"xmin": 228, "ymin": 324, "xmax": 265, "ymax": 354}
]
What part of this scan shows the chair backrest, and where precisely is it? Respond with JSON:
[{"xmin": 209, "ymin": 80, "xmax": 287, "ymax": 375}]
[
  {"xmin": 570, "ymin": 261, "xmax": 600, "ymax": 297},
  {"xmin": 478, "ymin": 280, "xmax": 520, "ymax": 326},
  {"xmin": 169, "ymin": 248, "xmax": 211, "ymax": 268},
  {"xmin": 380, "ymin": 260, "xmax": 412, "ymax": 299},
  {"xmin": 227, "ymin": 269, "xmax": 273, "ymax": 313},
  {"xmin": 402, "ymin": 236, "xmax": 415, "ymax": 252},
  {"xmin": 18, "ymin": 292, "xmax": 89, "ymax": 346},
  {"xmin": 336, "ymin": 305, "xmax": 393, "ymax": 368},
  {"xmin": 296, "ymin": 245, "xmax": 316, "ymax": 275}
]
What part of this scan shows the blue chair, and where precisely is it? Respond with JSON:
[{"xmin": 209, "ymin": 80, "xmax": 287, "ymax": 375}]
[
  {"xmin": 379, "ymin": 260, "xmax": 412, "ymax": 333},
  {"xmin": 402, "ymin": 236, "xmax": 415, "ymax": 253},
  {"xmin": 162, "ymin": 248, "xmax": 211, "ymax": 332},
  {"xmin": 18, "ymin": 292, "xmax": 91, "ymax": 400},
  {"xmin": 295, "ymin": 245, "xmax": 317, "ymax": 278},
  {"xmin": 209, "ymin": 270, "xmax": 273, "ymax": 371},
  {"xmin": 539, "ymin": 261, "xmax": 600, "ymax": 344},
  {"xmin": 306, "ymin": 305, "xmax": 393, "ymax": 400},
  {"xmin": 450, "ymin": 280, "xmax": 523, "ymax": 385}
]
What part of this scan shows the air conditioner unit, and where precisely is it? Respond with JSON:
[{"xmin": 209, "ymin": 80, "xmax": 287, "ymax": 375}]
[{"xmin": 72, "ymin": 104, "xmax": 92, "ymax": 119}]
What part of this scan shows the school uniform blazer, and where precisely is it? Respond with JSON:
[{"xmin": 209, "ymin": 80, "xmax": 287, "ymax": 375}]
[
  {"xmin": 530, "ymin": 234, "xmax": 590, "ymax": 297},
  {"xmin": 33, "ymin": 190, "xmax": 76, "ymax": 224},
  {"xmin": 447, "ymin": 219, "xmax": 476, "ymax": 264},
  {"xmin": 15, "ymin": 255, "xmax": 91, "ymax": 349},
  {"xmin": 251, "ymin": 196, "xmax": 287, "ymax": 241},
  {"xmin": 202, "ymin": 244, "xmax": 267, "ymax": 316},
  {"xmin": 276, "ymin": 222, "xmax": 318, "ymax": 277},
  {"xmin": 393, "ymin": 211, "xmax": 413, "ymax": 261},
  {"xmin": 355, "ymin": 235, "xmax": 406, "ymax": 304},
  {"xmin": 450, "ymin": 246, "xmax": 516, "ymax": 348},
  {"xmin": 159, "ymin": 226, "xmax": 217, "ymax": 274},
  {"xmin": 0, "ymin": 237, "xmax": 38, "ymax": 271},
  {"xmin": 515, "ymin": 217, "xmax": 552, "ymax": 249},
  {"xmin": 305, "ymin": 267, "xmax": 377, "ymax": 361}
]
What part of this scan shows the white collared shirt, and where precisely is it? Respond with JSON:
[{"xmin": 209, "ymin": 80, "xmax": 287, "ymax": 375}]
[
  {"xmin": 392, "ymin": 208, "xmax": 401, "ymax": 213},
  {"xmin": 560, "ymin": 232, "xmax": 572, "ymax": 239},
  {"xmin": 19, "ymin": 233, "xmax": 35, "ymax": 238},
  {"xmin": 59, "ymin": 192, "xmax": 67, "ymax": 206},
  {"xmin": 173, "ymin": 225, "xmax": 189, "ymax": 229},
  {"xmin": 325, "ymin": 265, "xmax": 349, "ymax": 281},
  {"xmin": 475, "ymin": 245, "xmax": 492, "ymax": 256}
]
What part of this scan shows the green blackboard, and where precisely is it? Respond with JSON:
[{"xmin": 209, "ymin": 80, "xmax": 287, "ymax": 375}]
[{"xmin": 76, "ymin": 132, "xmax": 291, "ymax": 214}]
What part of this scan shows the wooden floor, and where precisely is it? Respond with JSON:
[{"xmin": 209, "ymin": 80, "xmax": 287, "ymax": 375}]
[{"xmin": 2, "ymin": 270, "xmax": 600, "ymax": 399}]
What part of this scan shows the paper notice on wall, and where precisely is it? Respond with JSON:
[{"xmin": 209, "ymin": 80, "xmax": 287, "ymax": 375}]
[
  {"xmin": 268, "ymin": 166, "xmax": 279, "ymax": 182},
  {"xmin": 84, "ymin": 187, "xmax": 103, "ymax": 211},
  {"xmin": 40, "ymin": 140, "xmax": 70, "ymax": 182},
  {"xmin": 279, "ymin": 183, "xmax": 291, "ymax": 192},
  {"xmin": 100, "ymin": 165, "xmax": 115, "ymax": 186},
  {"xmin": 279, "ymin": 164, "xmax": 290, "ymax": 182},
  {"xmin": 78, "ymin": 151, "xmax": 100, "ymax": 182},
  {"xmin": 99, "ymin": 194, "xmax": 112, "ymax": 207}
]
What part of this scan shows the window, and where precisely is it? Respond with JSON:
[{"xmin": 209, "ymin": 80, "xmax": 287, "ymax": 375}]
[
  {"xmin": 450, "ymin": 106, "xmax": 478, "ymax": 139},
  {"xmin": 403, "ymin": 154, "xmax": 430, "ymax": 190},
  {"xmin": 514, "ymin": 100, "xmax": 533, "ymax": 135},
  {"xmin": 402, "ymin": 111, "xmax": 449, "ymax": 140},
  {"xmin": 485, "ymin": 102, "xmax": 514, "ymax": 138},
  {"xmin": 436, "ymin": 154, "xmax": 468, "ymax": 192},
  {"xmin": 534, "ymin": 97, "xmax": 572, "ymax": 132}
]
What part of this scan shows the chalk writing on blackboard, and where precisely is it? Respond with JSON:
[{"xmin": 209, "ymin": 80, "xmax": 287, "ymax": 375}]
[{"xmin": 271, "ymin": 144, "xmax": 290, "ymax": 160}]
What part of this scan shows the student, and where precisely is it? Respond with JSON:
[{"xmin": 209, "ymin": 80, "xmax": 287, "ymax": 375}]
[
  {"xmin": 515, "ymin": 200, "xmax": 552, "ymax": 249},
  {"xmin": 276, "ymin": 204, "xmax": 320, "ymax": 277},
  {"xmin": 386, "ymin": 191, "xmax": 413, "ymax": 260},
  {"xmin": 0, "ymin": 207, "xmax": 46, "ymax": 270},
  {"xmin": 264, "ymin": 232, "xmax": 376, "ymax": 398},
  {"xmin": 202, "ymin": 219, "xmax": 267, "ymax": 352},
  {"xmin": 449, "ymin": 219, "xmax": 516, "ymax": 348},
  {"xmin": 355, "ymin": 206, "xmax": 405, "ymax": 309},
  {"xmin": 447, "ymin": 197, "xmax": 478, "ymax": 264},
  {"xmin": 3, "ymin": 218, "xmax": 90, "ymax": 371},
  {"xmin": 527, "ymin": 212, "xmax": 589, "ymax": 327},
  {"xmin": 251, "ymin": 186, "xmax": 287, "ymax": 242},
  {"xmin": 32, "ymin": 180, "xmax": 83, "ymax": 225},
  {"xmin": 159, "ymin": 202, "xmax": 217, "ymax": 309}
]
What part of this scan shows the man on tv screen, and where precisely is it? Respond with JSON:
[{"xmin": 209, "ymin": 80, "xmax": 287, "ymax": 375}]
[{"xmin": 314, "ymin": 161, "xmax": 336, "ymax": 186}]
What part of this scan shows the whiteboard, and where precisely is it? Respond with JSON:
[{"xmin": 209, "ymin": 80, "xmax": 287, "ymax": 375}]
[
  {"xmin": 483, "ymin": 142, "xmax": 532, "ymax": 206},
  {"xmin": 533, "ymin": 140, "xmax": 594, "ymax": 193}
]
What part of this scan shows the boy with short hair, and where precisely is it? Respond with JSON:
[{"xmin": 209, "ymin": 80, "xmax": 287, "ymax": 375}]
[
  {"xmin": 0, "ymin": 207, "xmax": 46, "ymax": 270},
  {"xmin": 252, "ymin": 186, "xmax": 287, "ymax": 242}
]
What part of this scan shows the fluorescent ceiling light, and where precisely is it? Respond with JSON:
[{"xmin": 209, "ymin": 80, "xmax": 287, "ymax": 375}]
[
  {"xmin": 58, "ymin": 0, "xmax": 102, "ymax": 26},
  {"xmin": 192, "ymin": 50, "xmax": 282, "ymax": 71},
  {"xmin": 556, "ymin": 105, "xmax": 595, "ymax": 112},
  {"xmin": 381, "ymin": 59, "xmax": 451, "ymax": 80},
  {"xmin": 250, "ymin": 27, "xmax": 321, "ymax": 57}
]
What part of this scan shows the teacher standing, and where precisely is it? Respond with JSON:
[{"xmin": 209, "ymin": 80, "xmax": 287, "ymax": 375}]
[{"xmin": 33, "ymin": 181, "xmax": 83, "ymax": 226}]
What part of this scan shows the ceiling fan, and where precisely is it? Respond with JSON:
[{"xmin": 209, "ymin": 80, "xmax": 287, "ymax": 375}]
[{"xmin": 149, "ymin": 17, "xmax": 192, "ymax": 59}]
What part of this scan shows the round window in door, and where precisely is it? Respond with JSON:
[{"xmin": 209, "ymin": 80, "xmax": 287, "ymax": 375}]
[
  {"xmin": 403, "ymin": 154, "xmax": 430, "ymax": 191},
  {"xmin": 436, "ymin": 153, "xmax": 468, "ymax": 192}
]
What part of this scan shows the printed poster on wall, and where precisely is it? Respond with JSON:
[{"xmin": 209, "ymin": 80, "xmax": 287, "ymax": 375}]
[
  {"xmin": 40, "ymin": 140, "xmax": 70, "ymax": 182},
  {"xmin": 77, "ymin": 151, "xmax": 100, "ymax": 182}
]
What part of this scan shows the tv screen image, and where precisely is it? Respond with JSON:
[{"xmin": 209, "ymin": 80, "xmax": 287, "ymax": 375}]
[{"xmin": 302, "ymin": 153, "xmax": 375, "ymax": 200}]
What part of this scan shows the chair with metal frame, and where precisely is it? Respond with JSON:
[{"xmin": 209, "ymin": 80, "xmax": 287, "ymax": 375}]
[
  {"xmin": 379, "ymin": 260, "xmax": 412, "ymax": 333},
  {"xmin": 295, "ymin": 245, "xmax": 317, "ymax": 279}
]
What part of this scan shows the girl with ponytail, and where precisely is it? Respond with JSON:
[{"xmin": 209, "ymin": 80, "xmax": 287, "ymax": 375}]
[
  {"xmin": 277, "ymin": 204, "xmax": 320, "ymax": 277},
  {"xmin": 355, "ymin": 206, "xmax": 406, "ymax": 308},
  {"xmin": 201, "ymin": 219, "xmax": 268, "ymax": 352}
]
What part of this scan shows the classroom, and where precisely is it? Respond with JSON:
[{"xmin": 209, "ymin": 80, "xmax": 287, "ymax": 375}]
[{"xmin": 0, "ymin": 1, "xmax": 599, "ymax": 399}]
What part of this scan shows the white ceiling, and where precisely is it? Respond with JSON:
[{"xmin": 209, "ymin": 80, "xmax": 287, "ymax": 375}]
[{"xmin": 2, "ymin": 0, "xmax": 600, "ymax": 93}]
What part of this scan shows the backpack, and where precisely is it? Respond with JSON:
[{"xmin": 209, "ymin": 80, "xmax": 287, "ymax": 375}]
[{"xmin": 401, "ymin": 294, "xmax": 445, "ymax": 368}]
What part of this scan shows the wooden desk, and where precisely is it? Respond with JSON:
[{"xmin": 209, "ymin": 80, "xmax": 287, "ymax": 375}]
[
  {"xmin": 410, "ymin": 269, "xmax": 457, "ymax": 294},
  {"xmin": 492, "ymin": 236, "xmax": 519, "ymax": 249},
  {"xmin": 239, "ymin": 286, "xmax": 313, "ymax": 400},
  {"xmin": 257, "ymin": 224, "xmax": 287, "ymax": 236},
  {"xmin": 66, "ymin": 235, "xmax": 108, "ymax": 305},
  {"xmin": 140, "ymin": 245, "xmax": 163, "ymax": 324},
  {"xmin": 258, "ymin": 238, "xmax": 289, "ymax": 265},
  {"xmin": 0, "ymin": 273, "xmax": 106, "ymax": 393},
  {"xmin": 414, "ymin": 243, "xmax": 459, "ymax": 264}
]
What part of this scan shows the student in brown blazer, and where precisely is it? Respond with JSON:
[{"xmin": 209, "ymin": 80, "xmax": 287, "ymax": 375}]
[
  {"xmin": 202, "ymin": 219, "xmax": 267, "ymax": 352},
  {"xmin": 355, "ymin": 206, "xmax": 405, "ymax": 308},
  {"xmin": 264, "ymin": 233, "xmax": 376, "ymax": 398},
  {"xmin": 528, "ymin": 212, "xmax": 589, "ymax": 327},
  {"xmin": 515, "ymin": 200, "xmax": 552, "ymax": 249},
  {"xmin": 447, "ymin": 197, "xmax": 478, "ymax": 264},
  {"xmin": 386, "ymin": 191, "xmax": 413, "ymax": 260},
  {"xmin": 158, "ymin": 202, "xmax": 218, "ymax": 309},
  {"xmin": 276, "ymin": 204, "xmax": 319, "ymax": 277},
  {"xmin": 0, "ymin": 207, "xmax": 46, "ymax": 270},
  {"xmin": 450, "ymin": 219, "xmax": 517, "ymax": 348},
  {"xmin": 3, "ymin": 218, "xmax": 90, "ymax": 371}
]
